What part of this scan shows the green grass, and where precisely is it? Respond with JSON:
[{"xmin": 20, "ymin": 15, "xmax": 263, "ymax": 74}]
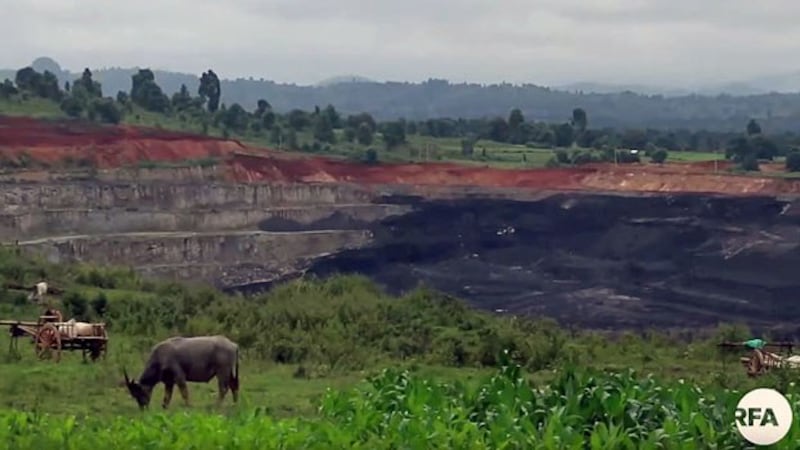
[
  {"xmin": 1, "ymin": 359, "xmax": 798, "ymax": 448},
  {"xmin": 0, "ymin": 96, "xmax": 65, "ymax": 118},
  {"xmin": 0, "ymin": 240, "xmax": 797, "ymax": 446},
  {"xmin": 668, "ymin": 150, "xmax": 722, "ymax": 162}
]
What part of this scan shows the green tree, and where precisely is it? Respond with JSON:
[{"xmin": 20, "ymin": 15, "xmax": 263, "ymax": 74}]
[
  {"xmin": 313, "ymin": 114, "xmax": 336, "ymax": 144},
  {"xmin": 571, "ymin": 108, "xmax": 588, "ymax": 133},
  {"xmin": 381, "ymin": 121, "xmax": 406, "ymax": 149},
  {"xmin": 14, "ymin": 67, "xmax": 40, "ymax": 92},
  {"xmin": 323, "ymin": 104, "xmax": 341, "ymax": 128},
  {"xmin": 0, "ymin": 79, "xmax": 17, "ymax": 98},
  {"xmin": 171, "ymin": 84, "xmax": 193, "ymax": 112},
  {"xmin": 650, "ymin": 148, "xmax": 668, "ymax": 164},
  {"xmin": 130, "ymin": 69, "xmax": 169, "ymax": 112},
  {"xmin": 553, "ymin": 123, "xmax": 574, "ymax": 147},
  {"xmin": 746, "ymin": 119, "xmax": 761, "ymax": 136},
  {"xmin": 255, "ymin": 99, "xmax": 271, "ymax": 117},
  {"xmin": 270, "ymin": 126, "xmax": 283, "ymax": 146},
  {"xmin": 346, "ymin": 113, "xmax": 376, "ymax": 132},
  {"xmin": 508, "ymin": 108, "xmax": 524, "ymax": 129},
  {"xmin": 786, "ymin": 151, "xmax": 800, "ymax": 172},
  {"xmin": 343, "ymin": 127, "xmax": 356, "ymax": 143},
  {"xmin": 487, "ymin": 117, "xmax": 509, "ymax": 142},
  {"xmin": 59, "ymin": 96, "xmax": 84, "ymax": 118},
  {"xmin": 288, "ymin": 109, "xmax": 310, "ymax": 131},
  {"xmin": 74, "ymin": 68, "xmax": 102, "ymax": 98},
  {"xmin": 198, "ymin": 70, "xmax": 221, "ymax": 113},
  {"xmin": 507, "ymin": 109, "xmax": 526, "ymax": 144},
  {"xmin": 356, "ymin": 122, "xmax": 374, "ymax": 146},
  {"xmin": 364, "ymin": 148, "xmax": 378, "ymax": 164},
  {"xmin": 261, "ymin": 110, "xmax": 276, "ymax": 129},
  {"xmin": 286, "ymin": 129, "xmax": 299, "ymax": 149},
  {"xmin": 219, "ymin": 103, "xmax": 249, "ymax": 133},
  {"xmin": 89, "ymin": 98, "xmax": 123, "ymax": 124}
]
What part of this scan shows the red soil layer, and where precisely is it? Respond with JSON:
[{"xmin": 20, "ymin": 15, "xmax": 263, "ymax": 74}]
[
  {"xmin": 0, "ymin": 116, "xmax": 251, "ymax": 169},
  {"xmin": 228, "ymin": 152, "xmax": 800, "ymax": 196},
  {"xmin": 228, "ymin": 153, "xmax": 594, "ymax": 189},
  {"xmin": 4, "ymin": 115, "xmax": 800, "ymax": 197}
]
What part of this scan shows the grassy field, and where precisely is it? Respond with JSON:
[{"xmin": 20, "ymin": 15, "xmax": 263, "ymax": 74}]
[{"xmin": 0, "ymin": 245, "xmax": 796, "ymax": 446}]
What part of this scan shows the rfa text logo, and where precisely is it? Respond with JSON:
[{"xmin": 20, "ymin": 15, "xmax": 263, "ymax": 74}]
[{"xmin": 735, "ymin": 388, "xmax": 793, "ymax": 446}]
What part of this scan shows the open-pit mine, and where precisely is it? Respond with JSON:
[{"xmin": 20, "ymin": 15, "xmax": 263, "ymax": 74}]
[{"xmin": 3, "ymin": 116, "xmax": 800, "ymax": 334}]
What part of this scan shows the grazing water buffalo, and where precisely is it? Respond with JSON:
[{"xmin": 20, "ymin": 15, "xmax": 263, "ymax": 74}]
[{"xmin": 122, "ymin": 335, "xmax": 240, "ymax": 409}]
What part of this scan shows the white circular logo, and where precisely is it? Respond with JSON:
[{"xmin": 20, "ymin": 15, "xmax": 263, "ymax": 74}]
[{"xmin": 735, "ymin": 388, "xmax": 793, "ymax": 446}]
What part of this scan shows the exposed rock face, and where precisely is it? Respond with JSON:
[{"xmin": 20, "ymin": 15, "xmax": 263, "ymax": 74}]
[
  {"xmin": 1, "ymin": 177, "xmax": 407, "ymax": 288},
  {"xmin": 6, "ymin": 115, "xmax": 800, "ymax": 333},
  {"xmin": 17, "ymin": 230, "xmax": 373, "ymax": 288}
]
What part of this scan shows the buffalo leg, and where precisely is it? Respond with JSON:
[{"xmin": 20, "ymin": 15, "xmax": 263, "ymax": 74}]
[
  {"xmin": 177, "ymin": 381, "xmax": 190, "ymax": 407},
  {"xmin": 162, "ymin": 382, "xmax": 174, "ymax": 409},
  {"xmin": 231, "ymin": 371, "xmax": 239, "ymax": 404},
  {"xmin": 216, "ymin": 376, "xmax": 229, "ymax": 406}
]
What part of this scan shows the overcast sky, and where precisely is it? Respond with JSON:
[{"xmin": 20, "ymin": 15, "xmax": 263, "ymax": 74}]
[{"xmin": 3, "ymin": 0, "xmax": 800, "ymax": 87}]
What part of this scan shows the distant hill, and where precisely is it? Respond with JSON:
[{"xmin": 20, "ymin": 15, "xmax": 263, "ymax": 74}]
[
  {"xmin": 4, "ymin": 57, "xmax": 800, "ymax": 132},
  {"xmin": 316, "ymin": 75, "xmax": 376, "ymax": 87},
  {"xmin": 554, "ymin": 82, "xmax": 693, "ymax": 97}
]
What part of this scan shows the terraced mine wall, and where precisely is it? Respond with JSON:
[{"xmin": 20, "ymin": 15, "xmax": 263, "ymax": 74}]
[
  {"xmin": 8, "ymin": 165, "xmax": 800, "ymax": 334},
  {"xmin": 16, "ymin": 230, "xmax": 373, "ymax": 287},
  {"xmin": 0, "ymin": 174, "xmax": 411, "ymax": 287}
]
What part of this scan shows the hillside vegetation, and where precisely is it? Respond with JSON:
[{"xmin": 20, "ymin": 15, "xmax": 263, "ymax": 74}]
[
  {"xmin": 0, "ymin": 248, "xmax": 797, "ymax": 447},
  {"xmin": 6, "ymin": 64, "xmax": 800, "ymax": 173}
]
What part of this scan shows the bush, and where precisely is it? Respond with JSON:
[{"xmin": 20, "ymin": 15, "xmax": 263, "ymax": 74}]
[
  {"xmin": 739, "ymin": 154, "xmax": 760, "ymax": 171},
  {"xmin": 786, "ymin": 151, "xmax": 800, "ymax": 172},
  {"xmin": 651, "ymin": 148, "xmax": 668, "ymax": 164},
  {"xmin": 554, "ymin": 149, "xmax": 570, "ymax": 164}
]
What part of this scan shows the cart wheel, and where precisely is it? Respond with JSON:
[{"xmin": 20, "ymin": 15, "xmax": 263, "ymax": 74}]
[{"xmin": 35, "ymin": 323, "xmax": 62, "ymax": 362}]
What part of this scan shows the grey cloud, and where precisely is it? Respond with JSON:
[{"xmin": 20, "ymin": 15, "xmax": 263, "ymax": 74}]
[{"xmin": 1, "ymin": 0, "xmax": 798, "ymax": 88}]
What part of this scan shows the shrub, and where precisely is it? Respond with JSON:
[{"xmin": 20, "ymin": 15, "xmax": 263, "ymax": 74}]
[
  {"xmin": 786, "ymin": 151, "xmax": 800, "ymax": 172},
  {"xmin": 651, "ymin": 148, "xmax": 668, "ymax": 164}
]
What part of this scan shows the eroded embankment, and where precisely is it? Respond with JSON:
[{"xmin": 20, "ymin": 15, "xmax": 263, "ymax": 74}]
[
  {"xmin": 5, "ymin": 115, "xmax": 800, "ymax": 198},
  {"xmin": 228, "ymin": 153, "xmax": 800, "ymax": 197},
  {"xmin": 0, "ymin": 116, "xmax": 259, "ymax": 169},
  {"xmin": 249, "ymin": 192, "xmax": 800, "ymax": 333}
]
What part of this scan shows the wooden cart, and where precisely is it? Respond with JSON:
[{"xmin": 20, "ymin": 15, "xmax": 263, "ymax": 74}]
[
  {"xmin": 1, "ymin": 309, "xmax": 108, "ymax": 363},
  {"xmin": 718, "ymin": 341, "xmax": 796, "ymax": 377}
]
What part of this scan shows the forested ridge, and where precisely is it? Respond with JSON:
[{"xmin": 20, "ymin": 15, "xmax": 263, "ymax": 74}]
[{"xmin": 4, "ymin": 57, "xmax": 800, "ymax": 132}]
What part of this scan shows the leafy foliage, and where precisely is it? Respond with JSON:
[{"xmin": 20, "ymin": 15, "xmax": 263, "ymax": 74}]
[{"xmin": 2, "ymin": 360, "xmax": 798, "ymax": 448}]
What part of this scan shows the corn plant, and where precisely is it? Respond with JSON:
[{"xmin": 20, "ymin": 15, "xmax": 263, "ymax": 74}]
[{"xmin": 2, "ymin": 354, "xmax": 800, "ymax": 449}]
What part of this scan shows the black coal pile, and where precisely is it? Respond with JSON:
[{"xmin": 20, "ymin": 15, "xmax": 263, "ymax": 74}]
[{"xmin": 261, "ymin": 193, "xmax": 800, "ymax": 332}]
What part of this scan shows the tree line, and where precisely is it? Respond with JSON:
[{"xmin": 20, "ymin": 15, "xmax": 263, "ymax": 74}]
[{"xmin": 2, "ymin": 66, "xmax": 799, "ymax": 171}]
